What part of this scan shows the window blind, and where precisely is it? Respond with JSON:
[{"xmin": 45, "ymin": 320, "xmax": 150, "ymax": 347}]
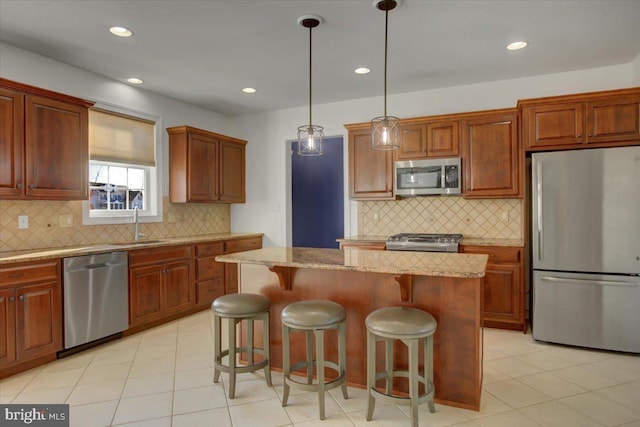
[{"xmin": 89, "ymin": 109, "xmax": 156, "ymax": 166}]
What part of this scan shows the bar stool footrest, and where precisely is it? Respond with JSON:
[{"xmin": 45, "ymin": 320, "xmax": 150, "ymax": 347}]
[{"xmin": 369, "ymin": 385, "xmax": 435, "ymax": 407}]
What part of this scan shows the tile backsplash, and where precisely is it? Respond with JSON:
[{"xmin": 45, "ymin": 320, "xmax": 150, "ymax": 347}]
[
  {"xmin": 358, "ymin": 197, "xmax": 522, "ymax": 239},
  {"xmin": 0, "ymin": 197, "xmax": 230, "ymax": 252}
]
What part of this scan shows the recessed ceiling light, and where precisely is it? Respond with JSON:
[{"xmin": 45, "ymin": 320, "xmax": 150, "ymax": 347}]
[
  {"xmin": 355, "ymin": 67, "xmax": 371, "ymax": 75},
  {"xmin": 126, "ymin": 78, "xmax": 143, "ymax": 85},
  {"xmin": 109, "ymin": 26, "xmax": 133, "ymax": 37},
  {"xmin": 242, "ymin": 87, "xmax": 257, "ymax": 94},
  {"xmin": 507, "ymin": 41, "xmax": 528, "ymax": 50}
]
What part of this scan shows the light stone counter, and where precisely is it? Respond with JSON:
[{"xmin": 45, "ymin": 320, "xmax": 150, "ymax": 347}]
[
  {"xmin": 338, "ymin": 236, "xmax": 525, "ymax": 248},
  {"xmin": 216, "ymin": 246, "xmax": 488, "ymax": 278},
  {"xmin": 0, "ymin": 233, "xmax": 263, "ymax": 265}
]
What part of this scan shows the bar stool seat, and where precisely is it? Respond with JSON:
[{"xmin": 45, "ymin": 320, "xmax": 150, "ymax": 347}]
[
  {"xmin": 212, "ymin": 293, "xmax": 272, "ymax": 399},
  {"xmin": 366, "ymin": 306, "xmax": 437, "ymax": 427},
  {"xmin": 281, "ymin": 300, "xmax": 348, "ymax": 420}
]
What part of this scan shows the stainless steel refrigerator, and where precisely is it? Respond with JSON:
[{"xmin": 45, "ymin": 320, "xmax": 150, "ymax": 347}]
[{"xmin": 532, "ymin": 146, "xmax": 640, "ymax": 353}]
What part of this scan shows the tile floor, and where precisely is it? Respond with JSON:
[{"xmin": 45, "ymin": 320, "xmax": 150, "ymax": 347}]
[{"xmin": 1, "ymin": 310, "xmax": 639, "ymax": 427}]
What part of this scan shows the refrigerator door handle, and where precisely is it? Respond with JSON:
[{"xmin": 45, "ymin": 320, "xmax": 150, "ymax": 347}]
[
  {"xmin": 540, "ymin": 276, "xmax": 639, "ymax": 287},
  {"xmin": 535, "ymin": 159, "xmax": 544, "ymax": 261}
]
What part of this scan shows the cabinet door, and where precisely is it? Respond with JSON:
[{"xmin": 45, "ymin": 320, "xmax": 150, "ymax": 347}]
[
  {"xmin": 396, "ymin": 124, "xmax": 427, "ymax": 160},
  {"xmin": 188, "ymin": 133, "xmax": 219, "ymax": 202},
  {"xmin": 164, "ymin": 260, "xmax": 193, "ymax": 315},
  {"xmin": 0, "ymin": 87, "xmax": 24, "ymax": 197},
  {"xmin": 129, "ymin": 264, "xmax": 164, "ymax": 326},
  {"xmin": 15, "ymin": 282, "xmax": 62, "ymax": 361},
  {"xmin": 225, "ymin": 263, "xmax": 239, "ymax": 294},
  {"xmin": 483, "ymin": 263, "xmax": 523, "ymax": 325},
  {"xmin": 587, "ymin": 97, "xmax": 640, "ymax": 144},
  {"xmin": 219, "ymin": 140, "xmax": 245, "ymax": 203},
  {"xmin": 0, "ymin": 288, "xmax": 16, "ymax": 366},
  {"xmin": 24, "ymin": 95, "xmax": 88, "ymax": 199},
  {"xmin": 523, "ymin": 103, "xmax": 585, "ymax": 149},
  {"xmin": 348, "ymin": 128, "xmax": 394, "ymax": 200},
  {"xmin": 426, "ymin": 120, "xmax": 459, "ymax": 157},
  {"xmin": 462, "ymin": 112, "xmax": 520, "ymax": 198}
]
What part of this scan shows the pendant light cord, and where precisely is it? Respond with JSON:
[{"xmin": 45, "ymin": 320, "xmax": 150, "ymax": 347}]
[
  {"xmin": 384, "ymin": 8, "xmax": 388, "ymax": 117},
  {"xmin": 309, "ymin": 25, "xmax": 313, "ymax": 128}
]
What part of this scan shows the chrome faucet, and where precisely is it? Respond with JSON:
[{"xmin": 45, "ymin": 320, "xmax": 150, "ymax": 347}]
[{"xmin": 134, "ymin": 207, "xmax": 146, "ymax": 241}]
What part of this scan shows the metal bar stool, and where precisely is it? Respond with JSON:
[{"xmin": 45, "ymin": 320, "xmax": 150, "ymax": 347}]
[
  {"xmin": 366, "ymin": 306, "xmax": 437, "ymax": 427},
  {"xmin": 212, "ymin": 293, "xmax": 272, "ymax": 398},
  {"xmin": 281, "ymin": 300, "xmax": 349, "ymax": 420}
]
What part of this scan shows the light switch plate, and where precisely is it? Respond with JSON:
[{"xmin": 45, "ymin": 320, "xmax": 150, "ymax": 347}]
[
  {"xmin": 18, "ymin": 215, "xmax": 29, "ymax": 229},
  {"xmin": 59, "ymin": 214, "xmax": 73, "ymax": 228}
]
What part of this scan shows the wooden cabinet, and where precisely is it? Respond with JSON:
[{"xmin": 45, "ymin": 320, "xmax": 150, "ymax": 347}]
[
  {"xmin": 222, "ymin": 236, "xmax": 263, "ymax": 294},
  {"xmin": 194, "ymin": 241, "xmax": 225, "ymax": 308},
  {"xmin": 461, "ymin": 245, "xmax": 525, "ymax": 331},
  {"xmin": 128, "ymin": 245, "xmax": 194, "ymax": 327},
  {"xmin": 461, "ymin": 111, "xmax": 521, "ymax": 198},
  {"xmin": 0, "ymin": 78, "xmax": 93, "ymax": 200},
  {"xmin": 520, "ymin": 88, "xmax": 640, "ymax": 150},
  {"xmin": 346, "ymin": 125, "xmax": 394, "ymax": 200},
  {"xmin": 0, "ymin": 260, "xmax": 62, "ymax": 376},
  {"xmin": 397, "ymin": 120, "xmax": 459, "ymax": 160},
  {"xmin": 167, "ymin": 126, "xmax": 246, "ymax": 203}
]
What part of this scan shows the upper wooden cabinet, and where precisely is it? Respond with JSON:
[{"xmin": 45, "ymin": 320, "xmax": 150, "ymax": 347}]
[
  {"xmin": 0, "ymin": 78, "xmax": 93, "ymax": 200},
  {"xmin": 397, "ymin": 120, "xmax": 459, "ymax": 160},
  {"xmin": 520, "ymin": 88, "xmax": 640, "ymax": 150},
  {"xmin": 167, "ymin": 126, "xmax": 246, "ymax": 203},
  {"xmin": 461, "ymin": 111, "xmax": 521, "ymax": 198},
  {"xmin": 346, "ymin": 124, "xmax": 395, "ymax": 200}
]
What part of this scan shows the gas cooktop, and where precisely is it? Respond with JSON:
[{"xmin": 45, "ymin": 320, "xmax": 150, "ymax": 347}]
[{"xmin": 385, "ymin": 233, "xmax": 463, "ymax": 252}]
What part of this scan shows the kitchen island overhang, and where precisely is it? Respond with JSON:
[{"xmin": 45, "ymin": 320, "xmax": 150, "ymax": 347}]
[{"xmin": 216, "ymin": 247, "xmax": 488, "ymax": 410}]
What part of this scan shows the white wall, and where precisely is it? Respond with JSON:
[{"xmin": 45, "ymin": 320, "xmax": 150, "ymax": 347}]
[
  {"xmin": 0, "ymin": 43, "xmax": 233, "ymax": 197},
  {"xmin": 632, "ymin": 52, "xmax": 640, "ymax": 85},
  {"xmin": 231, "ymin": 63, "xmax": 636, "ymax": 247}
]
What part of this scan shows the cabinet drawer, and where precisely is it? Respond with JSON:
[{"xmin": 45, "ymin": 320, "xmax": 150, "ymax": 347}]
[
  {"xmin": 196, "ymin": 279, "xmax": 225, "ymax": 307},
  {"xmin": 462, "ymin": 246, "xmax": 521, "ymax": 264},
  {"xmin": 196, "ymin": 258, "xmax": 224, "ymax": 281},
  {"xmin": 0, "ymin": 260, "xmax": 60, "ymax": 287},
  {"xmin": 224, "ymin": 237, "xmax": 262, "ymax": 253},
  {"xmin": 129, "ymin": 245, "xmax": 192, "ymax": 267},
  {"xmin": 196, "ymin": 241, "xmax": 224, "ymax": 257}
]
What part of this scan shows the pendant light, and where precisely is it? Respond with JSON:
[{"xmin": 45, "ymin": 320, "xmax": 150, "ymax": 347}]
[
  {"xmin": 371, "ymin": 0, "xmax": 400, "ymax": 151},
  {"xmin": 297, "ymin": 15, "xmax": 324, "ymax": 156}
]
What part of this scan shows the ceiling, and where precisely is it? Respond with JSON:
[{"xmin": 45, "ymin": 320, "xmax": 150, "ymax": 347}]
[{"xmin": 1, "ymin": 0, "xmax": 640, "ymax": 117}]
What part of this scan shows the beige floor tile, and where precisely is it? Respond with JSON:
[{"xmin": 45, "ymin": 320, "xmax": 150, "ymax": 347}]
[
  {"xmin": 328, "ymin": 386, "xmax": 391, "ymax": 414},
  {"xmin": 78, "ymin": 361, "xmax": 131, "ymax": 385},
  {"xmin": 112, "ymin": 417, "xmax": 172, "ymax": 427},
  {"xmin": 23, "ymin": 367, "xmax": 85, "ymax": 391},
  {"xmin": 224, "ymin": 378, "xmax": 279, "ymax": 405},
  {"xmin": 173, "ymin": 384, "xmax": 227, "ymax": 415},
  {"xmin": 174, "ymin": 366, "xmax": 215, "ymax": 390},
  {"xmin": 489, "ymin": 339, "xmax": 548, "ymax": 356},
  {"xmin": 0, "ymin": 369, "xmax": 40, "ymax": 395},
  {"xmin": 618, "ymin": 421, "xmax": 640, "ymax": 427},
  {"xmin": 69, "ymin": 400, "xmax": 118, "ymax": 427},
  {"xmin": 560, "ymin": 392, "xmax": 640, "ymax": 426},
  {"xmin": 128, "ymin": 356, "xmax": 175, "ymax": 378},
  {"xmin": 483, "ymin": 348, "xmax": 509, "ymax": 361},
  {"xmin": 483, "ymin": 379, "xmax": 551, "ymax": 408},
  {"xmin": 90, "ymin": 347, "xmax": 138, "ymax": 367},
  {"xmin": 0, "ymin": 394, "xmax": 16, "ymax": 403},
  {"xmin": 514, "ymin": 350, "xmax": 576, "ymax": 371},
  {"xmin": 173, "ymin": 407, "xmax": 232, "ymax": 427},
  {"xmin": 448, "ymin": 422, "xmax": 482, "ymax": 427},
  {"xmin": 133, "ymin": 343, "xmax": 176, "ymax": 361},
  {"xmin": 485, "ymin": 356, "xmax": 543, "ymax": 378},
  {"xmin": 519, "ymin": 400, "xmax": 602, "ymax": 427},
  {"xmin": 397, "ymin": 402, "xmax": 471, "ymax": 426},
  {"xmin": 548, "ymin": 346, "xmax": 615, "ymax": 365},
  {"xmin": 595, "ymin": 383, "xmax": 640, "ymax": 411},
  {"xmin": 283, "ymin": 389, "xmax": 344, "ymax": 423},
  {"xmin": 12, "ymin": 386, "xmax": 74, "ymax": 404},
  {"xmin": 552, "ymin": 366, "xmax": 621, "ymax": 391},
  {"xmin": 516, "ymin": 372, "xmax": 587, "ymax": 398},
  {"xmin": 456, "ymin": 392, "xmax": 512, "ymax": 420},
  {"xmin": 66, "ymin": 378, "xmax": 126, "ymax": 406},
  {"xmin": 482, "ymin": 366, "xmax": 510, "ymax": 384},
  {"xmin": 295, "ymin": 413, "xmax": 357, "ymax": 426},
  {"xmin": 41, "ymin": 352, "xmax": 95, "ymax": 372},
  {"xmin": 583, "ymin": 356, "xmax": 640, "ymax": 382},
  {"xmin": 472, "ymin": 410, "xmax": 542, "ymax": 427},
  {"xmin": 111, "ymin": 391, "xmax": 173, "ymax": 425},
  {"xmin": 98, "ymin": 336, "xmax": 142, "ymax": 352},
  {"xmin": 347, "ymin": 404, "xmax": 411, "ymax": 426},
  {"xmin": 122, "ymin": 372, "xmax": 174, "ymax": 398},
  {"xmin": 228, "ymin": 398, "xmax": 292, "ymax": 427},
  {"xmin": 175, "ymin": 351, "xmax": 215, "ymax": 371}
]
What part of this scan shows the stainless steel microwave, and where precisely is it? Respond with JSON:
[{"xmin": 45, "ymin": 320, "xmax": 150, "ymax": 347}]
[{"xmin": 394, "ymin": 158, "xmax": 461, "ymax": 196}]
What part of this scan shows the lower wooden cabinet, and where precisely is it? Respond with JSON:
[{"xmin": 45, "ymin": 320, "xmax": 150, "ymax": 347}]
[
  {"xmin": 128, "ymin": 245, "xmax": 194, "ymax": 328},
  {"xmin": 461, "ymin": 245, "xmax": 526, "ymax": 331},
  {"xmin": 0, "ymin": 260, "xmax": 62, "ymax": 376},
  {"xmin": 195, "ymin": 241, "xmax": 225, "ymax": 308}
]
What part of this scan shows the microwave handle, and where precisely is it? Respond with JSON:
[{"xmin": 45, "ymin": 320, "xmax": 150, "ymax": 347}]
[{"xmin": 441, "ymin": 165, "xmax": 446, "ymax": 188}]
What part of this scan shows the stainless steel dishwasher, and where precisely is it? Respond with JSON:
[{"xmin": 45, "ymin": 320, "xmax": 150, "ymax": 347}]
[{"xmin": 63, "ymin": 251, "xmax": 129, "ymax": 349}]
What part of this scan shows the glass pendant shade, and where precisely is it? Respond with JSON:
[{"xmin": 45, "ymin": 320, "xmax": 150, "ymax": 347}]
[
  {"xmin": 297, "ymin": 124, "xmax": 325, "ymax": 156},
  {"xmin": 371, "ymin": 115, "xmax": 400, "ymax": 150}
]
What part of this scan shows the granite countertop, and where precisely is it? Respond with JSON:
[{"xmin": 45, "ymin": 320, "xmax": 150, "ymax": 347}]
[
  {"xmin": 216, "ymin": 247, "xmax": 488, "ymax": 278},
  {"xmin": 0, "ymin": 233, "xmax": 263, "ymax": 265},
  {"xmin": 338, "ymin": 235, "xmax": 524, "ymax": 247}
]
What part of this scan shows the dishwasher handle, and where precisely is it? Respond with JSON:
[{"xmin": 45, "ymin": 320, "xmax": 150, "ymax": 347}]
[{"xmin": 84, "ymin": 263, "xmax": 110, "ymax": 270}]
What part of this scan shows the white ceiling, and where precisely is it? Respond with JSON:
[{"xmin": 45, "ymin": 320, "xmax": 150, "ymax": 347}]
[{"xmin": 1, "ymin": 0, "xmax": 640, "ymax": 117}]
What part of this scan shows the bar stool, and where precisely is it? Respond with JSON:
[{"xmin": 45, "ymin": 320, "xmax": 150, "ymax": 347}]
[
  {"xmin": 212, "ymin": 293, "xmax": 272, "ymax": 398},
  {"xmin": 281, "ymin": 300, "xmax": 348, "ymax": 420},
  {"xmin": 365, "ymin": 306, "xmax": 437, "ymax": 427}
]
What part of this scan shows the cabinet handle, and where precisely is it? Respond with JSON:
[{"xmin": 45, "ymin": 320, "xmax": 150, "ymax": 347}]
[
  {"xmin": 9, "ymin": 296, "xmax": 15, "ymax": 302},
  {"xmin": 588, "ymin": 133, "xmax": 593, "ymax": 137},
  {"xmin": 577, "ymin": 134, "xmax": 582, "ymax": 138},
  {"xmin": 29, "ymin": 184, "xmax": 36, "ymax": 189},
  {"xmin": 166, "ymin": 269, "xmax": 171, "ymax": 273},
  {"xmin": 19, "ymin": 295, "xmax": 24, "ymax": 301},
  {"xmin": 16, "ymin": 183, "xmax": 22, "ymax": 189}
]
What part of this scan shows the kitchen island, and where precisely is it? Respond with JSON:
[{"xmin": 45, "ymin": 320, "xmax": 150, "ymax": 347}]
[{"xmin": 216, "ymin": 247, "xmax": 488, "ymax": 410}]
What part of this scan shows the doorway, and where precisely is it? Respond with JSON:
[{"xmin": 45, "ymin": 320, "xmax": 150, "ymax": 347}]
[{"xmin": 291, "ymin": 137, "xmax": 344, "ymax": 248}]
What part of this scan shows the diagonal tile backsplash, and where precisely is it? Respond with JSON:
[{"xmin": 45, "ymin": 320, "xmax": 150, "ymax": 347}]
[
  {"xmin": 0, "ymin": 197, "xmax": 230, "ymax": 252},
  {"xmin": 358, "ymin": 197, "xmax": 522, "ymax": 239}
]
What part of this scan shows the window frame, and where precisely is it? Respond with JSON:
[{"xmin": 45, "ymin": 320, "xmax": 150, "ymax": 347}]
[{"xmin": 82, "ymin": 102, "xmax": 163, "ymax": 226}]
